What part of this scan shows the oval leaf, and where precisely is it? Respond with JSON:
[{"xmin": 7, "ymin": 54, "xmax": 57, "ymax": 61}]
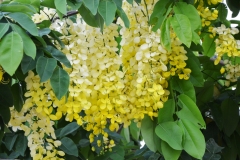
[
  {"xmin": 158, "ymin": 99, "xmax": 175, "ymax": 123},
  {"xmin": 50, "ymin": 66, "xmax": 70, "ymax": 100},
  {"xmin": 0, "ymin": 23, "xmax": 9, "ymax": 39},
  {"xmin": 45, "ymin": 45, "xmax": 71, "ymax": 68},
  {"xmin": 82, "ymin": 0, "xmax": 99, "ymax": 15},
  {"xmin": 173, "ymin": 2, "xmax": 201, "ymax": 31},
  {"xmin": 8, "ymin": 12, "xmax": 38, "ymax": 36},
  {"xmin": 141, "ymin": 115, "xmax": 161, "ymax": 152},
  {"xmin": 161, "ymin": 141, "xmax": 181, "ymax": 160},
  {"xmin": 170, "ymin": 14, "xmax": 192, "ymax": 47},
  {"xmin": 177, "ymin": 94, "xmax": 205, "ymax": 128},
  {"xmin": 155, "ymin": 121, "xmax": 183, "ymax": 150},
  {"xmin": 98, "ymin": 0, "xmax": 117, "ymax": 26},
  {"xmin": 172, "ymin": 77, "xmax": 196, "ymax": 102},
  {"xmin": 161, "ymin": 18, "xmax": 171, "ymax": 51},
  {"xmin": 59, "ymin": 137, "xmax": 78, "ymax": 157},
  {"xmin": 178, "ymin": 120, "xmax": 205, "ymax": 159},
  {"xmin": 11, "ymin": 24, "xmax": 36, "ymax": 59},
  {"xmin": 0, "ymin": 32, "xmax": 23, "ymax": 75},
  {"xmin": 11, "ymin": 83, "xmax": 24, "ymax": 112},
  {"xmin": 59, "ymin": 122, "xmax": 80, "ymax": 138},
  {"xmin": 36, "ymin": 57, "xmax": 57, "ymax": 82},
  {"xmin": 54, "ymin": 0, "xmax": 67, "ymax": 15}
]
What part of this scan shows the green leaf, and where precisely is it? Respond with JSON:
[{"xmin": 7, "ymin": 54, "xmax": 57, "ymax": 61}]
[
  {"xmin": 98, "ymin": 0, "xmax": 117, "ymax": 26},
  {"xmin": 67, "ymin": 0, "xmax": 82, "ymax": 10},
  {"xmin": 0, "ymin": 23, "xmax": 9, "ymax": 39},
  {"xmin": 21, "ymin": 50, "xmax": 44, "ymax": 74},
  {"xmin": 3, "ymin": 133, "xmax": 18, "ymax": 151},
  {"xmin": 0, "ymin": 107, "xmax": 10, "ymax": 124},
  {"xmin": 126, "ymin": 0, "xmax": 133, "ymax": 4},
  {"xmin": 170, "ymin": 14, "xmax": 192, "ymax": 47},
  {"xmin": 150, "ymin": 0, "xmax": 173, "ymax": 31},
  {"xmin": 172, "ymin": 77, "xmax": 196, "ymax": 102},
  {"xmin": 41, "ymin": 0, "xmax": 55, "ymax": 8},
  {"xmin": 120, "ymin": 127, "xmax": 130, "ymax": 143},
  {"xmin": 45, "ymin": 45, "xmax": 71, "ymax": 68},
  {"xmin": 50, "ymin": 66, "xmax": 70, "ymax": 100},
  {"xmin": 49, "ymin": 30, "xmax": 65, "ymax": 48},
  {"xmin": 217, "ymin": 3, "xmax": 228, "ymax": 23},
  {"xmin": 161, "ymin": 18, "xmax": 171, "ymax": 51},
  {"xmin": 177, "ymin": 94, "xmax": 205, "ymax": 128},
  {"xmin": 8, "ymin": 12, "xmax": 38, "ymax": 36},
  {"xmin": 59, "ymin": 137, "xmax": 78, "ymax": 157},
  {"xmin": 0, "ymin": 84, "xmax": 14, "ymax": 108},
  {"xmin": 116, "ymin": 7, "xmax": 130, "ymax": 28},
  {"xmin": 78, "ymin": 5, "xmax": 98, "ymax": 27},
  {"xmin": 0, "ymin": 32, "xmax": 23, "ymax": 76},
  {"xmin": 0, "ymin": 4, "xmax": 36, "ymax": 14},
  {"xmin": 186, "ymin": 48, "xmax": 204, "ymax": 87},
  {"xmin": 113, "ymin": 0, "xmax": 122, "ymax": 7},
  {"xmin": 226, "ymin": 0, "xmax": 240, "ymax": 18},
  {"xmin": 173, "ymin": 2, "xmax": 201, "ymax": 31},
  {"xmin": 11, "ymin": 83, "xmax": 24, "ymax": 112},
  {"xmin": 221, "ymin": 99, "xmax": 239, "ymax": 136},
  {"xmin": 141, "ymin": 116, "xmax": 161, "ymax": 152},
  {"xmin": 54, "ymin": 0, "xmax": 67, "ymax": 15},
  {"xmin": 36, "ymin": 57, "xmax": 57, "ymax": 82},
  {"xmin": 109, "ymin": 146, "xmax": 125, "ymax": 160},
  {"xmin": 161, "ymin": 141, "xmax": 181, "ymax": 160},
  {"xmin": 82, "ymin": 0, "xmax": 99, "ymax": 15},
  {"xmin": 155, "ymin": 121, "xmax": 183, "ymax": 150},
  {"xmin": 12, "ymin": 0, "xmax": 40, "ymax": 12},
  {"xmin": 178, "ymin": 120, "xmax": 205, "ymax": 159},
  {"xmin": 129, "ymin": 121, "xmax": 140, "ymax": 141},
  {"xmin": 79, "ymin": 139, "xmax": 90, "ymax": 147},
  {"xmin": 11, "ymin": 24, "xmax": 36, "ymax": 59},
  {"xmin": 202, "ymin": 34, "xmax": 216, "ymax": 57},
  {"xmin": 158, "ymin": 99, "xmax": 175, "ymax": 123},
  {"xmin": 192, "ymin": 31, "xmax": 200, "ymax": 44},
  {"xmin": 14, "ymin": 133, "xmax": 27, "ymax": 156},
  {"xmin": 38, "ymin": 28, "xmax": 51, "ymax": 37},
  {"xmin": 59, "ymin": 122, "xmax": 80, "ymax": 138}
]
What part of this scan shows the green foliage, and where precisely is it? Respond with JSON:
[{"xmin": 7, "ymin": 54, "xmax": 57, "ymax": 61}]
[
  {"xmin": 177, "ymin": 94, "xmax": 206, "ymax": 128},
  {"xmin": 98, "ymin": 0, "xmax": 117, "ymax": 26},
  {"xmin": 50, "ymin": 66, "xmax": 70, "ymax": 100},
  {"xmin": 202, "ymin": 34, "xmax": 216, "ymax": 57},
  {"xmin": 8, "ymin": 12, "xmax": 38, "ymax": 36},
  {"xmin": 0, "ymin": 23, "xmax": 9, "ymax": 39},
  {"xmin": 141, "ymin": 116, "xmax": 161, "ymax": 152},
  {"xmin": 36, "ymin": 56, "xmax": 57, "ymax": 82},
  {"xmin": 155, "ymin": 121, "xmax": 183, "ymax": 150},
  {"xmin": 170, "ymin": 14, "xmax": 192, "ymax": 47},
  {"xmin": 0, "ymin": 1, "xmax": 240, "ymax": 160},
  {"xmin": 60, "ymin": 137, "xmax": 79, "ymax": 157},
  {"xmin": 0, "ymin": 32, "xmax": 23, "ymax": 75},
  {"xmin": 82, "ymin": 0, "xmax": 99, "ymax": 15}
]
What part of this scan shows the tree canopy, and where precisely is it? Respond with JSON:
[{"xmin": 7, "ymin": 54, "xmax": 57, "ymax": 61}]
[{"xmin": 0, "ymin": 0, "xmax": 240, "ymax": 159}]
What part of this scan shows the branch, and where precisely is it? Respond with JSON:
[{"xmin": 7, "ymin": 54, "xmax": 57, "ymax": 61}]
[{"xmin": 52, "ymin": 10, "xmax": 79, "ymax": 22}]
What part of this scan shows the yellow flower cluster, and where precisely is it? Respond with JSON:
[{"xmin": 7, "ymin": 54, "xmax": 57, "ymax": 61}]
[
  {"xmin": 207, "ymin": 0, "xmax": 222, "ymax": 5},
  {"xmin": 9, "ymin": 0, "xmax": 192, "ymax": 157},
  {"xmin": 32, "ymin": 7, "xmax": 56, "ymax": 23},
  {"xmin": 210, "ymin": 24, "xmax": 240, "ymax": 85},
  {"xmin": 196, "ymin": 0, "xmax": 220, "ymax": 27},
  {"xmin": 118, "ymin": 1, "xmax": 191, "ymax": 125},
  {"xmin": 212, "ymin": 24, "xmax": 240, "ymax": 65},
  {"xmin": 8, "ymin": 71, "xmax": 64, "ymax": 160},
  {"xmin": 54, "ymin": 18, "xmax": 125, "ymax": 142}
]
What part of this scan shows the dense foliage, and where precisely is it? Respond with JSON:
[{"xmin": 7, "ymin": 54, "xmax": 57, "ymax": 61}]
[{"xmin": 0, "ymin": 0, "xmax": 240, "ymax": 159}]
